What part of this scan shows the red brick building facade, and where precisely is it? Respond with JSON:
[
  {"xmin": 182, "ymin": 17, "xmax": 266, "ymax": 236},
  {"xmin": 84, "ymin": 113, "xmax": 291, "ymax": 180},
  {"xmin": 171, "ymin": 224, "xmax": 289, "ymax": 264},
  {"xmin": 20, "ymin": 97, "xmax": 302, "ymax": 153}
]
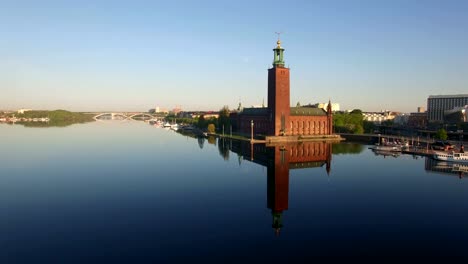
[{"xmin": 231, "ymin": 39, "xmax": 333, "ymax": 137}]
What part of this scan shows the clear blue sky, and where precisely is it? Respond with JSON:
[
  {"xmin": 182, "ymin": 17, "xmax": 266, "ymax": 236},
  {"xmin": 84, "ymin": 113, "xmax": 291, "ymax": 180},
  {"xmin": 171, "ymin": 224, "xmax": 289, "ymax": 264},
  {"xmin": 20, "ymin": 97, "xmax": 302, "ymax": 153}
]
[{"xmin": 1, "ymin": 0, "xmax": 467, "ymax": 112}]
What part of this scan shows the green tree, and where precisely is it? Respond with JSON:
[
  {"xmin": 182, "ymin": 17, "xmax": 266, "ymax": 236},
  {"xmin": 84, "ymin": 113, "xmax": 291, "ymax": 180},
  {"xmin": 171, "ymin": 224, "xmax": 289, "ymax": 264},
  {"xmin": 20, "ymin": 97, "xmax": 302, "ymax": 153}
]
[
  {"xmin": 207, "ymin": 123, "xmax": 216, "ymax": 134},
  {"xmin": 333, "ymin": 113, "xmax": 345, "ymax": 132},
  {"xmin": 435, "ymin": 128, "xmax": 448, "ymax": 140},
  {"xmin": 381, "ymin": 120, "xmax": 394, "ymax": 126},
  {"xmin": 197, "ymin": 115, "xmax": 206, "ymax": 129},
  {"xmin": 353, "ymin": 124, "xmax": 364, "ymax": 134},
  {"xmin": 218, "ymin": 106, "xmax": 231, "ymax": 132},
  {"xmin": 296, "ymin": 101, "xmax": 301, "ymax": 107},
  {"xmin": 363, "ymin": 121, "xmax": 376, "ymax": 133},
  {"xmin": 333, "ymin": 111, "xmax": 363, "ymax": 134}
]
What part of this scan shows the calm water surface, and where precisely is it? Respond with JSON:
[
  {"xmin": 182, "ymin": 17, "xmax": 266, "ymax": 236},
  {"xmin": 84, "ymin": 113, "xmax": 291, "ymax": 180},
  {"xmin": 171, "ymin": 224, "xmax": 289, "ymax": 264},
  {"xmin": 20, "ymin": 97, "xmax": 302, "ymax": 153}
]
[{"xmin": 2, "ymin": 121, "xmax": 468, "ymax": 262}]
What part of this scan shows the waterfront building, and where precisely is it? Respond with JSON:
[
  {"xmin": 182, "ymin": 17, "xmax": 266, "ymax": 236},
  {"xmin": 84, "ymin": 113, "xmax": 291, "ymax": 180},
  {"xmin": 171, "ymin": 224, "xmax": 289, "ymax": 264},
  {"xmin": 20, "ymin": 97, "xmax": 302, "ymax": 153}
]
[
  {"xmin": 393, "ymin": 113, "xmax": 410, "ymax": 125},
  {"xmin": 427, "ymin": 94, "xmax": 468, "ymax": 123},
  {"xmin": 444, "ymin": 105, "xmax": 468, "ymax": 124},
  {"xmin": 407, "ymin": 112, "xmax": 428, "ymax": 128},
  {"xmin": 191, "ymin": 112, "xmax": 219, "ymax": 119},
  {"xmin": 172, "ymin": 106, "xmax": 182, "ymax": 115},
  {"xmin": 230, "ymin": 39, "xmax": 333, "ymax": 137},
  {"xmin": 362, "ymin": 111, "xmax": 398, "ymax": 123}
]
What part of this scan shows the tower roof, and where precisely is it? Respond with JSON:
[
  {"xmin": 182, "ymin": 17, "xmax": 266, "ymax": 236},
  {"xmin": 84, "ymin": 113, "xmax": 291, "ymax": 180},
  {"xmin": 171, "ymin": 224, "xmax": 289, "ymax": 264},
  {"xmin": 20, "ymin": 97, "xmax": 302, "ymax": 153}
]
[{"xmin": 272, "ymin": 38, "xmax": 285, "ymax": 67}]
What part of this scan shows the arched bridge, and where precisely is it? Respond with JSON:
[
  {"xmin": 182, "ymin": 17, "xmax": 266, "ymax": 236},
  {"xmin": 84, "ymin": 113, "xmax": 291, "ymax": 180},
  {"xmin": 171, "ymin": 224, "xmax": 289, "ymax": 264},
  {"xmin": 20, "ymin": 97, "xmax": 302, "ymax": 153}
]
[{"xmin": 93, "ymin": 112, "xmax": 156, "ymax": 120}]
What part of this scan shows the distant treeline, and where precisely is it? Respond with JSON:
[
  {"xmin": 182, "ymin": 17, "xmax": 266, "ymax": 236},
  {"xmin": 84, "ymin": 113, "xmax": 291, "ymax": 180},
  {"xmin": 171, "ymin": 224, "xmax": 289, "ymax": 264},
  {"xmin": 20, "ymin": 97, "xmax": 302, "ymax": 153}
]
[
  {"xmin": 15, "ymin": 110, "xmax": 95, "ymax": 127},
  {"xmin": 166, "ymin": 106, "xmax": 230, "ymax": 134}
]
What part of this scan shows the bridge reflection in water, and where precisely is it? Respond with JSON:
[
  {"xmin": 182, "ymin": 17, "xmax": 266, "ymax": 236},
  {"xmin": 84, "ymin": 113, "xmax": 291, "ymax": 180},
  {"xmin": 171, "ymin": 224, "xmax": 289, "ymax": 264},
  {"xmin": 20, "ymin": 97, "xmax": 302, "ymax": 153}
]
[{"xmin": 221, "ymin": 139, "xmax": 332, "ymax": 235}]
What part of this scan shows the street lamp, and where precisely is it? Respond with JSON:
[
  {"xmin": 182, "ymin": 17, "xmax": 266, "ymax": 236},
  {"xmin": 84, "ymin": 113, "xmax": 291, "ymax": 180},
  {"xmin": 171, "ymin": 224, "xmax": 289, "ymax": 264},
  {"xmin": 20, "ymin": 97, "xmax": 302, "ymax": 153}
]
[{"xmin": 251, "ymin": 120, "xmax": 254, "ymax": 143}]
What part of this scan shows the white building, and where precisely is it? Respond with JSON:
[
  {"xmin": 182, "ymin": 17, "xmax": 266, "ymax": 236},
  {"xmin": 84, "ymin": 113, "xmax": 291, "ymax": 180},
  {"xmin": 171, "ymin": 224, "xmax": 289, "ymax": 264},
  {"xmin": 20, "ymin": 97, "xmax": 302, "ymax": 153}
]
[
  {"xmin": 363, "ymin": 111, "xmax": 398, "ymax": 123},
  {"xmin": 313, "ymin": 102, "xmax": 340, "ymax": 112},
  {"xmin": 17, "ymin": 109, "xmax": 32, "ymax": 114}
]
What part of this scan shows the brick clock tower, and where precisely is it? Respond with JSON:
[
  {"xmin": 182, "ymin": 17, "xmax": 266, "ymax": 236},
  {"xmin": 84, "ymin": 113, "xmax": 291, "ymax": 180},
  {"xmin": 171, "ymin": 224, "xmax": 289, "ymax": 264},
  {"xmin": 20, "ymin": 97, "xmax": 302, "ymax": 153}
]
[{"xmin": 268, "ymin": 38, "xmax": 290, "ymax": 136}]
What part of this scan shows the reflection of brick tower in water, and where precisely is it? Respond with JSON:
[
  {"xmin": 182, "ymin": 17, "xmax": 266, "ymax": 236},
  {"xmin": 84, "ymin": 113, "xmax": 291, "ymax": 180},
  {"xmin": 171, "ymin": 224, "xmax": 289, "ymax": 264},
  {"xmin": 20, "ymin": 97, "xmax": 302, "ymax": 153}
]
[
  {"xmin": 266, "ymin": 143, "xmax": 332, "ymax": 235},
  {"xmin": 267, "ymin": 146, "xmax": 289, "ymax": 236},
  {"xmin": 227, "ymin": 140, "xmax": 332, "ymax": 235}
]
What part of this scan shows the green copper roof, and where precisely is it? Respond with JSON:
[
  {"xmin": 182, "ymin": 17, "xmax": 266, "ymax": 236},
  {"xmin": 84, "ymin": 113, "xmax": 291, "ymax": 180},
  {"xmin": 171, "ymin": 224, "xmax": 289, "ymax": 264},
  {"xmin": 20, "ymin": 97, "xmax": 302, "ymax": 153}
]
[
  {"xmin": 272, "ymin": 39, "xmax": 285, "ymax": 67},
  {"xmin": 241, "ymin": 107, "xmax": 269, "ymax": 116},
  {"xmin": 290, "ymin": 107, "xmax": 327, "ymax": 116}
]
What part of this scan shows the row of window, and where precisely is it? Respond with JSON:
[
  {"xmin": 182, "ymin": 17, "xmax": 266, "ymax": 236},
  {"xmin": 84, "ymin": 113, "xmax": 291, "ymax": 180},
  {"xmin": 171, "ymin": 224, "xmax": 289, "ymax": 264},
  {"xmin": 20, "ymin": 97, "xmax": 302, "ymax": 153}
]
[
  {"xmin": 289, "ymin": 147, "xmax": 328, "ymax": 157},
  {"xmin": 290, "ymin": 120, "xmax": 328, "ymax": 135},
  {"xmin": 238, "ymin": 119, "xmax": 329, "ymax": 135}
]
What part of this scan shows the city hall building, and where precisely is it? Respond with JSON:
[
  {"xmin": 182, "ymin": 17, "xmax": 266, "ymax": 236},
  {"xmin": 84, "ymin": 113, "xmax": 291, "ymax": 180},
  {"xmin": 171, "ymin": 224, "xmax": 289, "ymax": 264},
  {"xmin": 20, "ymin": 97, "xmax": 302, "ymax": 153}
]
[{"xmin": 230, "ymin": 39, "xmax": 335, "ymax": 140}]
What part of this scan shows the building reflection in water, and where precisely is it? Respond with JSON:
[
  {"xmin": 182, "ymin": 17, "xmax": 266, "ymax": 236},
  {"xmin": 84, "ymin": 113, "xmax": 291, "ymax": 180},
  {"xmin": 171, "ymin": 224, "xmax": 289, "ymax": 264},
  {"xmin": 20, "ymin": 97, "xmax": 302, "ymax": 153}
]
[
  {"xmin": 218, "ymin": 139, "xmax": 332, "ymax": 235},
  {"xmin": 425, "ymin": 157, "xmax": 467, "ymax": 179}
]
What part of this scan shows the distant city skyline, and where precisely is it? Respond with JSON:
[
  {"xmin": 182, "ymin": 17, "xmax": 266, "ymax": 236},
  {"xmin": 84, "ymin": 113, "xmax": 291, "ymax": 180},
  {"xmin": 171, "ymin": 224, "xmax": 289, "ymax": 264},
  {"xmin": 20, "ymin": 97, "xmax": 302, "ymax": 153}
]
[{"xmin": 2, "ymin": 0, "xmax": 468, "ymax": 112}]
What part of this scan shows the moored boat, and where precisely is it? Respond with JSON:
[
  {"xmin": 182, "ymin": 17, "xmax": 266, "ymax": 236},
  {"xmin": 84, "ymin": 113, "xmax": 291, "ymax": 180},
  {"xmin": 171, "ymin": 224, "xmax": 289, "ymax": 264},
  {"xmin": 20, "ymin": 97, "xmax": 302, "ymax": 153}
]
[
  {"xmin": 370, "ymin": 135, "xmax": 404, "ymax": 152},
  {"xmin": 433, "ymin": 151, "xmax": 468, "ymax": 163},
  {"xmin": 371, "ymin": 144, "xmax": 402, "ymax": 152}
]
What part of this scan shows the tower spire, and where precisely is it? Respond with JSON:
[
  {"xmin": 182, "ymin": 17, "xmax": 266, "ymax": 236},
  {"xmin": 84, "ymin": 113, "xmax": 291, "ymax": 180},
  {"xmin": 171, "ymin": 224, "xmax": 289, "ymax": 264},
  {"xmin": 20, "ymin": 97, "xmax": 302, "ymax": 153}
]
[
  {"xmin": 275, "ymin": 32, "xmax": 282, "ymax": 48},
  {"xmin": 327, "ymin": 99, "xmax": 332, "ymax": 114},
  {"xmin": 272, "ymin": 33, "xmax": 285, "ymax": 67}
]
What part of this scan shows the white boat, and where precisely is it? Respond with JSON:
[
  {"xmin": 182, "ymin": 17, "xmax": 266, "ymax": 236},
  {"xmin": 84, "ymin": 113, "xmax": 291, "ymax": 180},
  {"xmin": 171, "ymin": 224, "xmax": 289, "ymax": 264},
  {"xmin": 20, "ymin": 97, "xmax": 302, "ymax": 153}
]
[
  {"xmin": 371, "ymin": 135, "xmax": 403, "ymax": 152},
  {"xmin": 433, "ymin": 151, "xmax": 468, "ymax": 163},
  {"xmin": 371, "ymin": 144, "xmax": 402, "ymax": 152},
  {"xmin": 170, "ymin": 123, "xmax": 179, "ymax": 131},
  {"xmin": 163, "ymin": 122, "xmax": 171, "ymax": 128}
]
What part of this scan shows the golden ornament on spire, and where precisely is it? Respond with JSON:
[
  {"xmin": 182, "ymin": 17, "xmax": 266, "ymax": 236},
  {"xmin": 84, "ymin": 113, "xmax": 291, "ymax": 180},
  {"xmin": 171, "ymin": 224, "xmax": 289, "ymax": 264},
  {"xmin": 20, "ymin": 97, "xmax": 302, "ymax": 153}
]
[
  {"xmin": 276, "ymin": 39, "xmax": 281, "ymax": 48},
  {"xmin": 275, "ymin": 31, "xmax": 282, "ymax": 48}
]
